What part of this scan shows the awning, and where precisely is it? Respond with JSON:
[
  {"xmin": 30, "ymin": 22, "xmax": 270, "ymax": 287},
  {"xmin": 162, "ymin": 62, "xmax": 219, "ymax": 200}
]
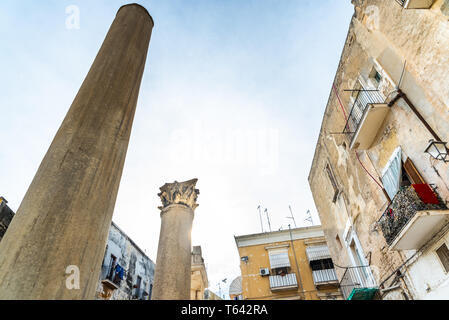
[
  {"xmin": 268, "ymin": 251, "xmax": 291, "ymax": 269},
  {"xmin": 306, "ymin": 245, "xmax": 331, "ymax": 262}
]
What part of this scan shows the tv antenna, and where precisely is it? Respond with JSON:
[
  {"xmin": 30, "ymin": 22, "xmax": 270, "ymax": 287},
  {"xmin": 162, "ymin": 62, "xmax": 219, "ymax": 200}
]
[
  {"xmin": 286, "ymin": 205, "xmax": 297, "ymax": 228},
  {"xmin": 264, "ymin": 208, "xmax": 272, "ymax": 232},
  {"xmin": 304, "ymin": 209, "xmax": 313, "ymax": 225},
  {"xmin": 257, "ymin": 205, "xmax": 264, "ymax": 233}
]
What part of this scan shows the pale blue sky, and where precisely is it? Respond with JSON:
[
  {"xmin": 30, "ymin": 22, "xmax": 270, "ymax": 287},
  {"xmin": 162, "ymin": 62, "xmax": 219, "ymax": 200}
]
[{"xmin": 0, "ymin": 0, "xmax": 354, "ymax": 298}]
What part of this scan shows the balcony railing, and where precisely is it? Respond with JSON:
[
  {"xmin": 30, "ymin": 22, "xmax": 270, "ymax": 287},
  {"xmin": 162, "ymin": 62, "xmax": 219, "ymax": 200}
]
[
  {"xmin": 269, "ymin": 273, "xmax": 298, "ymax": 291},
  {"xmin": 312, "ymin": 269, "xmax": 338, "ymax": 285},
  {"xmin": 343, "ymin": 89, "xmax": 385, "ymax": 145},
  {"xmin": 105, "ymin": 263, "xmax": 127, "ymax": 287},
  {"xmin": 340, "ymin": 266, "xmax": 377, "ymax": 300},
  {"xmin": 378, "ymin": 185, "xmax": 447, "ymax": 247}
]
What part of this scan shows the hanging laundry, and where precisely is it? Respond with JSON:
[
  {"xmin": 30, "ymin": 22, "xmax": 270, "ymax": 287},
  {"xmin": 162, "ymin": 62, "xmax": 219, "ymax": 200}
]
[{"xmin": 115, "ymin": 264, "xmax": 125, "ymax": 280}]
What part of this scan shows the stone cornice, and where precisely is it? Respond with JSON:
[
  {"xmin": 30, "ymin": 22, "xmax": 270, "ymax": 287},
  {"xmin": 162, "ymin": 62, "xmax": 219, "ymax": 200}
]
[{"xmin": 158, "ymin": 179, "xmax": 199, "ymax": 211}]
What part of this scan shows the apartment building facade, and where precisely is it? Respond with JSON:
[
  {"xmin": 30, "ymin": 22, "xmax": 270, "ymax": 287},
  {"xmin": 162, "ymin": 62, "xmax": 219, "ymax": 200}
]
[
  {"xmin": 96, "ymin": 222, "xmax": 156, "ymax": 300},
  {"xmin": 191, "ymin": 245, "xmax": 209, "ymax": 300},
  {"xmin": 234, "ymin": 225, "xmax": 342, "ymax": 300},
  {"xmin": 309, "ymin": 0, "xmax": 449, "ymax": 300}
]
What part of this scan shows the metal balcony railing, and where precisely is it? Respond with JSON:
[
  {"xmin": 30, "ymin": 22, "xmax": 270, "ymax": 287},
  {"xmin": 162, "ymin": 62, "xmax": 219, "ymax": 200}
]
[
  {"xmin": 396, "ymin": 0, "xmax": 407, "ymax": 7},
  {"xmin": 105, "ymin": 264, "xmax": 127, "ymax": 287},
  {"xmin": 343, "ymin": 89, "xmax": 384, "ymax": 143},
  {"xmin": 312, "ymin": 269, "xmax": 338, "ymax": 284},
  {"xmin": 340, "ymin": 266, "xmax": 377, "ymax": 300},
  {"xmin": 269, "ymin": 273, "xmax": 298, "ymax": 291},
  {"xmin": 378, "ymin": 185, "xmax": 447, "ymax": 246}
]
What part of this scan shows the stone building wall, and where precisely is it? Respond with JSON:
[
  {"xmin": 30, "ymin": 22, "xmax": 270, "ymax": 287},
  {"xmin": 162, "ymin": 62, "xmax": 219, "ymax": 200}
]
[
  {"xmin": 191, "ymin": 245, "xmax": 208, "ymax": 300},
  {"xmin": 309, "ymin": 0, "xmax": 449, "ymax": 299},
  {"xmin": 95, "ymin": 222, "xmax": 155, "ymax": 300},
  {"xmin": 0, "ymin": 197, "xmax": 14, "ymax": 242}
]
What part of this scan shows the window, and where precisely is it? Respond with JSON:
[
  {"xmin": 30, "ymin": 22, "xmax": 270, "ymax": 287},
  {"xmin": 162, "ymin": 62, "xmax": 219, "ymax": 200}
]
[
  {"xmin": 268, "ymin": 250, "xmax": 290, "ymax": 269},
  {"xmin": 369, "ymin": 67, "xmax": 382, "ymax": 87},
  {"xmin": 436, "ymin": 243, "xmax": 449, "ymax": 273},
  {"xmin": 134, "ymin": 276, "xmax": 142, "ymax": 299},
  {"xmin": 381, "ymin": 148, "xmax": 426, "ymax": 201},
  {"xmin": 325, "ymin": 163, "xmax": 339, "ymax": 203},
  {"xmin": 310, "ymin": 258, "xmax": 334, "ymax": 271},
  {"xmin": 107, "ymin": 255, "xmax": 117, "ymax": 280},
  {"xmin": 381, "ymin": 148, "xmax": 402, "ymax": 200}
]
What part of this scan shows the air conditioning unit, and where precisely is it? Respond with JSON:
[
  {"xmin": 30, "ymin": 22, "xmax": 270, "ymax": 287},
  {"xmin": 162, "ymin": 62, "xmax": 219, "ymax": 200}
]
[{"xmin": 260, "ymin": 268, "xmax": 270, "ymax": 277}]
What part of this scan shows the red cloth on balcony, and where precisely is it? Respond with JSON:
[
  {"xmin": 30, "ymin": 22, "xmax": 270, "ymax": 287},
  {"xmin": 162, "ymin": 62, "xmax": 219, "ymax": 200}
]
[{"xmin": 412, "ymin": 184, "xmax": 439, "ymax": 204}]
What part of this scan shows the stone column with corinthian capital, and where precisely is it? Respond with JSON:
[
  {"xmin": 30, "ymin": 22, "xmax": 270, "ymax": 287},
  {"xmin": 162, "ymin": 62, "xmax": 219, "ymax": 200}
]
[
  {"xmin": 0, "ymin": 4, "xmax": 154, "ymax": 299},
  {"xmin": 152, "ymin": 179, "xmax": 199, "ymax": 300}
]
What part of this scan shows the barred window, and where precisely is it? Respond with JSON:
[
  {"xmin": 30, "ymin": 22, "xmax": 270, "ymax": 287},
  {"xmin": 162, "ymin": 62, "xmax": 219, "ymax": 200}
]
[{"xmin": 325, "ymin": 163, "xmax": 339, "ymax": 203}]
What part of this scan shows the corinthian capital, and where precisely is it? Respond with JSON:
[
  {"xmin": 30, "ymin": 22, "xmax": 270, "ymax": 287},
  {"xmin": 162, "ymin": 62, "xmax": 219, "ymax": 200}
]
[{"xmin": 158, "ymin": 179, "xmax": 200, "ymax": 211}]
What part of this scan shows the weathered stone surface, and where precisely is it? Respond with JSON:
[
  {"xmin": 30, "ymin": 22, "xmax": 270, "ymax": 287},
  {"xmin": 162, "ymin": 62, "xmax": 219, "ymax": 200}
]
[
  {"xmin": 0, "ymin": 4, "xmax": 153, "ymax": 299},
  {"xmin": 309, "ymin": 0, "xmax": 449, "ymax": 300},
  {"xmin": 152, "ymin": 179, "xmax": 199, "ymax": 300}
]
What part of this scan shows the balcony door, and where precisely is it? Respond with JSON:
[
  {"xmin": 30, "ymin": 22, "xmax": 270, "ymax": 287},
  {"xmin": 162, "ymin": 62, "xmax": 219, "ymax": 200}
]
[{"xmin": 346, "ymin": 231, "xmax": 376, "ymax": 288}]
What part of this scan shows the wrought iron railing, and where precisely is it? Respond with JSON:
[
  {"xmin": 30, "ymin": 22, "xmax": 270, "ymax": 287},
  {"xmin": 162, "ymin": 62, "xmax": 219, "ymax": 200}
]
[
  {"xmin": 378, "ymin": 185, "xmax": 447, "ymax": 245},
  {"xmin": 105, "ymin": 264, "xmax": 127, "ymax": 286},
  {"xmin": 343, "ymin": 89, "xmax": 385, "ymax": 143},
  {"xmin": 312, "ymin": 269, "xmax": 338, "ymax": 284},
  {"xmin": 269, "ymin": 273, "xmax": 298, "ymax": 290},
  {"xmin": 340, "ymin": 266, "xmax": 376, "ymax": 300}
]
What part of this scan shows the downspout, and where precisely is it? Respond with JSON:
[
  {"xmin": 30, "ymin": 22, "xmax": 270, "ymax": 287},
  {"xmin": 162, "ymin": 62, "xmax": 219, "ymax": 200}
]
[
  {"xmin": 288, "ymin": 225, "xmax": 305, "ymax": 300},
  {"xmin": 388, "ymin": 89, "xmax": 443, "ymax": 142}
]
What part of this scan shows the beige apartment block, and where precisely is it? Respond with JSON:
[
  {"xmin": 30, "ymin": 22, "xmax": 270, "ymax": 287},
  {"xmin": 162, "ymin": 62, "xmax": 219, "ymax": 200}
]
[
  {"xmin": 309, "ymin": 0, "xmax": 449, "ymax": 300},
  {"xmin": 191, "ymin": 246, "xmax": 209, "ymax": 300}
]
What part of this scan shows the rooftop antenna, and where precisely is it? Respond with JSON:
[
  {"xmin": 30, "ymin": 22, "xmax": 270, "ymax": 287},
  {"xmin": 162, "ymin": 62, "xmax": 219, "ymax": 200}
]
[
  {"xmin": 257, "ymin": 205, "xmax": 264, "ymax": 233},
  {"xmin": 286, "ymin": 205, "xmax": 297, "ymax": 228},
  {"xmin": 264, "ymin": 208, "xmax": 272, "ymax": 232},
  {"xmin": 304, "ymin": 209, "xmax": 313, "ymax": 226}
]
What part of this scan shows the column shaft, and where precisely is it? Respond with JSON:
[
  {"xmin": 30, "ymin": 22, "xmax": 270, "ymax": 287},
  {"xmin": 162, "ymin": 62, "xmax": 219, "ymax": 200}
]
[
  {"xmin": 0, "ymin": 4, "xmax": 153, "ymax": 299},
  {"xmin": 152, "ymin": 205, "xmax": 194, "ymax": 299}
]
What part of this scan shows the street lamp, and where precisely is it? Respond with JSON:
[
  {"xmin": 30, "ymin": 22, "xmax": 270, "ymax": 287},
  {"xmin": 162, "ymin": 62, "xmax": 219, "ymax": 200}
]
[{"xmin": 425, "ymin": 139, "xmax": 449, "ymax": 163}]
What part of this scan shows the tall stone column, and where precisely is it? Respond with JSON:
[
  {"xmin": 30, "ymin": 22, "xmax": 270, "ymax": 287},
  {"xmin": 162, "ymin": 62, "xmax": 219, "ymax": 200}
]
[
  {"xmin": 152, "ymin": 179, "xmax": 200, "ymax": 300},
  {"xmin": 0, "ymin": 4, "xmax": 154, "ymax": 299}
]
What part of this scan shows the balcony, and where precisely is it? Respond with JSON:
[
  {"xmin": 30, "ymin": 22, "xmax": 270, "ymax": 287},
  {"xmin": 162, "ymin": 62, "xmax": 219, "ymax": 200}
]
[
  {"xmin": 340, "ymin": 266, "xmax": 377, "ymax": 300},
  {"xmin": 396, "ymin": 0, "xmax": 435, "ymax": 9},
  {"xmin": 343, "ymin": 89, "xmax": 389, "ymax": 150},
  {"xmin": 378, "ymin": 185, "xmax": 449, "ymax": 250},
  {"xmin": 312, "ymin": 269, "xmax": 339, "ymax": 286},
  {"xmin": 269, "ymin": 273, "xmax": 298, "ymax": 291}
]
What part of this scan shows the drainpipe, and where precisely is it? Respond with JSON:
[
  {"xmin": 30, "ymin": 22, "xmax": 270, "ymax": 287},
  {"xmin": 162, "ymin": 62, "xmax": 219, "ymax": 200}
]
[
  {"xmin": 388, "ymin": 89, "xmax": 443, "ymax": 142},
  {"xmin": 288, "ymin": 225, "xmax": 305, "ymax": 300}
]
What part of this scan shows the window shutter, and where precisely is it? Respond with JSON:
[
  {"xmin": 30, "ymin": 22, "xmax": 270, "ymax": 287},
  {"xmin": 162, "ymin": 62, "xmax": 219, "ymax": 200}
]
[
  {"xmin": 381, "ymin": 148, "xmax": 402, "ymax": 200},
  {"xmin": 403, "ymin": 157, "xmax": 426, "ymax": 185},
  {"xmin": 268, "ymin": 250, "xmax": 290, "ymax": 269}
]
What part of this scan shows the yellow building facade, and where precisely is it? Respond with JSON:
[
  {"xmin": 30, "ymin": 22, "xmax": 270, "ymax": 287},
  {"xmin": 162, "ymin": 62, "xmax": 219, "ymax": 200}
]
[
  {"xmin": 235, "ymin": 225, "xmax": 342, "ymax": 300},
  {"xmin": 190, "ymin": 246, "xmax": 208, "ymax": 300}
]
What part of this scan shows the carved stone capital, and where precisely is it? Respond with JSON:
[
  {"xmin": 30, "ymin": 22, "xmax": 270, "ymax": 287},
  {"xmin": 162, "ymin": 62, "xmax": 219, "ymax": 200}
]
[{"xmin": 158, "ymin": 179, "xmax": 199, "ymax": 211}]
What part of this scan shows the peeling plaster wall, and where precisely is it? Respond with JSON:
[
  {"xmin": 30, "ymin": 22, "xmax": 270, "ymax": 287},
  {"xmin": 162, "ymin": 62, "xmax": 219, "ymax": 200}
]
[
  {"xmin": 95, "ymin": 222, "xmax": 155, "ymax": 300},
  {"xmin": 405, "ymin": 233, "xmax": 449, "ymax": 299},
  {"xmin": 309, "ymin": 0, "xmax": 449, "ymax": 299}
]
